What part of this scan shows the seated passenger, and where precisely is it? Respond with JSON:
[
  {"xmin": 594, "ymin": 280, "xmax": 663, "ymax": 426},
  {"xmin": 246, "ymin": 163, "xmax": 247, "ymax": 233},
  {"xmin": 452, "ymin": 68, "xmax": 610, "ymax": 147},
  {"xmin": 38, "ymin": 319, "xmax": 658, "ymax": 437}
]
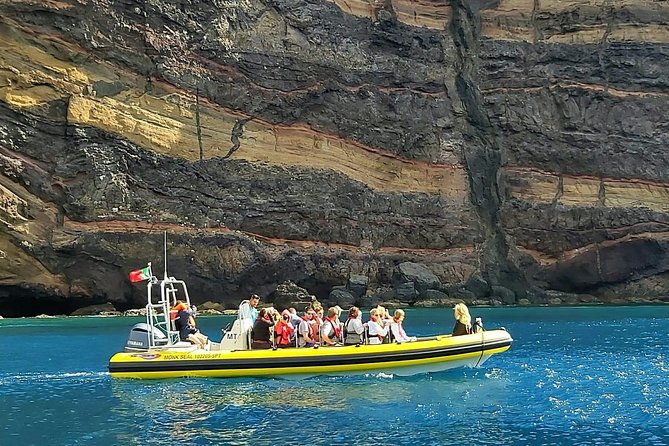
[
  {"xmin": 313, "ymin": 304, "xmax": 324, "ymax": 336},
  {"xmin": 367, "ymin": 308, "xmax": 388, "ymax": 345},
  {"xmin": 173, "ymin": 301, "xmax": 208, "ymax": 349},
  {"xmin": 288, "ymin": 307, "xmax": 302, "ymax": 325},
  {"xmin": 452, "ymin": 302, "xmax": 473, "ymax": 336},
  {"xmin": 343, "ymin": 306, "xmax": 365, "ymax": 345},
  {"xmin": 320, "ymin": 307, "xmax": 342, "ymax": 346},
  {"xmin": 251, "ymin": 308, "xmax": 275, "ymax": 349},
  {"xmin": 275, "ymin": 310, "xmax": 295, "ymax": 348},
  {"xmin": 310, "ymin": 306, "xmax": 322, "ymax": 345},
  {"xmin": 390, "ymin": 309, "xmax": 416, "ymax": 343},
  {"xmin": 298, "ymin": 307, "xmax": 318, "ymax": 347},
  {"xmin": 288, "ymin": 307, "xmax": 302, "ymax": 343},
  {"xmin": 377, "ymin": 305, "xmax": 392, "ymax": 324},
  {"xmin": 376, "ymin": 305, "xmax": 394, "ymax": 343},
  {"xmin": 170, "ymin": 301, "xmax": 187, "ymax": 322}
]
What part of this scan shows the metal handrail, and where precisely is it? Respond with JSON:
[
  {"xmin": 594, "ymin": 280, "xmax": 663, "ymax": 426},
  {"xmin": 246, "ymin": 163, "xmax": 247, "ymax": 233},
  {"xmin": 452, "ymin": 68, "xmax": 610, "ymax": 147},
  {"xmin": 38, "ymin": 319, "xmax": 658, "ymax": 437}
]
[{"xmin": 143, "ymin": 276, "xmax": 192, "ymax": 349}]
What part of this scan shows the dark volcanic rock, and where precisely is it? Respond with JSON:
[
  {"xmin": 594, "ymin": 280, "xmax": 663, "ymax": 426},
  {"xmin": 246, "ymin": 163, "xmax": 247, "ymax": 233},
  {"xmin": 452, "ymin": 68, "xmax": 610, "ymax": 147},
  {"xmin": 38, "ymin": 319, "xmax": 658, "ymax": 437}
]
[
  {"xmin": 465, "ymin": 274, "xmax": 490, "ymax": 298},
  {"xmin": 70, "ymin": 302, "xmax": 117, "ymax": 316},
  {"xmin": 271, "ymin": 280, "xmax": 311, "ymax": 310},
  {"xmin": 491, "ymin": 285, "xmax": 516, "ymax": 305},
  {"xmin": 397, "ymin": 262, "xmax": 441, "ymax": 294},
  {"xmin": 394, "ymin": 281, "xmax": 419, "ymax": 304},
  {"xmin": 347, "ymin": 274, "xmax": 369, "ymax": 299},
  {"xmin": 447, "ymin": 286, "xmax": 477, "ymax": 304},
  {"xmin": 328, "ymin": 288, "xmax": 356, "ymax": 309},
  {"xmin": 414, "ymin": 289, "xmax": 456, "ymax": 307},
  {"xmin": 543, "ymin": 238, "xmax": 669, "ymax": 293},
  {"xmin": 0, "ymin": 0, "xmax": 668, "ymax": 315}
]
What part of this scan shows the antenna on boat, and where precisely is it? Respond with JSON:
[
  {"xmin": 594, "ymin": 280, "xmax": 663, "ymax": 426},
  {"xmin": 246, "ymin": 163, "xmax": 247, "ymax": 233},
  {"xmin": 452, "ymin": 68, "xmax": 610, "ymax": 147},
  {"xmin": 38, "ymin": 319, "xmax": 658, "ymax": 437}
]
[{"xmin": 163, "ymin": 230, "xmax": 168, "ymax": 280}]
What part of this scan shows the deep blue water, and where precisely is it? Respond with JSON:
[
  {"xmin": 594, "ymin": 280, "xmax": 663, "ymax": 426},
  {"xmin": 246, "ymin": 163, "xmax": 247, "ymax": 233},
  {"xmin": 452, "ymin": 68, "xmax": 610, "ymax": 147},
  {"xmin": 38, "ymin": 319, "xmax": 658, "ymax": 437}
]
[{"xmin": 1, "ymin": 306, "xmax": 668, "ymax": 446}]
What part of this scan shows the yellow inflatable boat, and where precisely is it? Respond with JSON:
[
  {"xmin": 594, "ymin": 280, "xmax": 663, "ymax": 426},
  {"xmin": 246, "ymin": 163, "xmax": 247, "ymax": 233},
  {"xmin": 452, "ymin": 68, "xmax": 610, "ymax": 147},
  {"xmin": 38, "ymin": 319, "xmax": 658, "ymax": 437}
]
[{"xmin": 108, "ymin": 273, "xmax": 512, "ymax": 379}]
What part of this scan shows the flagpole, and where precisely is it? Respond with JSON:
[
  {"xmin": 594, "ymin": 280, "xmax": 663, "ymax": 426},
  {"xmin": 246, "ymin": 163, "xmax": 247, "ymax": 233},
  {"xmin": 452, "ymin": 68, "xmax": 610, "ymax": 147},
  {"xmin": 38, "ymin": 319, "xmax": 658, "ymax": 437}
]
[{"xmin": 163, "ymin": 231, "xmax": 168, "ymax": 280}]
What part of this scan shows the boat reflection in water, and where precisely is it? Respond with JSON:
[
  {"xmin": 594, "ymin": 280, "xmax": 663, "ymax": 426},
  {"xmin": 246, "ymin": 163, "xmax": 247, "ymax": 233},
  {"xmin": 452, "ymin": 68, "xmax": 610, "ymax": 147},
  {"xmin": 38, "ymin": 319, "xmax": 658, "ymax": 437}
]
[{"xmin": 108, "ymin": 367, "xmax": 513, "ymax": 443}]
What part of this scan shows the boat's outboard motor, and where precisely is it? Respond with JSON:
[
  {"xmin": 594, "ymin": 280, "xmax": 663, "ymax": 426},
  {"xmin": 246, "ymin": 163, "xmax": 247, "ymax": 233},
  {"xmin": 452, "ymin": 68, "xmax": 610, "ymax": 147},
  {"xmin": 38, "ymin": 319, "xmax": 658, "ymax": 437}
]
[{"xmin": 124, "ymin": 323, "xmax": 167, "ymax": 351}]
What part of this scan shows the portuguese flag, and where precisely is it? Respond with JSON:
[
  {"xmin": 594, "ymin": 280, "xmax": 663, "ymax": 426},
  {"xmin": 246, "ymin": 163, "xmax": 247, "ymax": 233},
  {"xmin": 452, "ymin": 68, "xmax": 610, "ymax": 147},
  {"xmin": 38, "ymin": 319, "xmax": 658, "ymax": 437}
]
[{"xmin": 129, "ymin": 265, "xmax": 152, "ymax": 283}]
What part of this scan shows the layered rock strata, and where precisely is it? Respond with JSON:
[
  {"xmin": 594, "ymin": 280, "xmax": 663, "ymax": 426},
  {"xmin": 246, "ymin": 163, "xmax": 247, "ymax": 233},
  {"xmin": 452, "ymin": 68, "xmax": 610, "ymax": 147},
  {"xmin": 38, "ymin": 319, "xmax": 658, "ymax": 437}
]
[{"xmin": 0, "ymin": 0, "xmax": 668, "ymax": 316}]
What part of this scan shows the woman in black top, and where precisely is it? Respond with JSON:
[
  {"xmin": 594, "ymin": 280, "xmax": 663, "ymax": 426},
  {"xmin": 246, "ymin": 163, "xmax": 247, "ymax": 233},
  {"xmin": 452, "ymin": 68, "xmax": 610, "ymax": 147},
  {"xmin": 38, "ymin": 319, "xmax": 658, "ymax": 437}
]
[
  {"xmin": 251, "ymin": 308, "xmax": 275, "ymax": 349},
  {"xmin": 452, "ymin": 303, "xmax": 472, "ymax": 336}
]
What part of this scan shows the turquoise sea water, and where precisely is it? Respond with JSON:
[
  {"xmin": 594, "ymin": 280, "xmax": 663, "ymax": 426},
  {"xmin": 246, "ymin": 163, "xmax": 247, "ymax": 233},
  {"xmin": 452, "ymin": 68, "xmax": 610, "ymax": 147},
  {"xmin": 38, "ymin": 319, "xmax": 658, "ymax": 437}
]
[{"xmin": 1, "ymin": 306, "xmax": 668, "ymax": 445}]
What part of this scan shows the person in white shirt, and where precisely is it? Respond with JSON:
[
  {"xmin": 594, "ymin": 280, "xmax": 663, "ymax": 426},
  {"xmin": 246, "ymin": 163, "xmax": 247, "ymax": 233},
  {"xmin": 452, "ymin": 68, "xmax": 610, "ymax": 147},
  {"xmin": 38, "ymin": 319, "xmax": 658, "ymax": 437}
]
[
  {"xmin": 320, "ymin": 306, "xmax": 343, "ymax": 346},
  {"xmin": 343, "ymin": 306, "xmax": 365, "ymax": 345},
  {"xmin": 367, "ymin": 308, "xmax": 388, "ymax": 345},
  {"xmin": 298, "ymin": 307, "xmax": 318, "ymax": 347},
  {"xmin": 238, "ymin": 294, "xmax": 260, "ymax": 332},
  {"xmin": 390, "ymin": 309, "xmax": 416, "ymax": 343}
]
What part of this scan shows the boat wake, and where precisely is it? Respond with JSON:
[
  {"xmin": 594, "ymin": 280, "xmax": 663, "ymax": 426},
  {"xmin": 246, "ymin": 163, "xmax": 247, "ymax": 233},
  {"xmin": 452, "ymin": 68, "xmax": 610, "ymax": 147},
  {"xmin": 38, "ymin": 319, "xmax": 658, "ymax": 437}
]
[
  {"xmin": 0, "ymin": 371, "xmax": 108, "ymax": 387},
  {"xmin": 367, "ymin": 372, "xmax": 395, "ymax": 379}
]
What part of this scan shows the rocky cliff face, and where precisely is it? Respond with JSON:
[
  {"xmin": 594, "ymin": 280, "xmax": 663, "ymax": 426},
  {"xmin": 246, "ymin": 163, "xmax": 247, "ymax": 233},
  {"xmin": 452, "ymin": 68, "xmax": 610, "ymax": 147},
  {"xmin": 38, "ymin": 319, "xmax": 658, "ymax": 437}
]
[{"xmin": 1, "ymin": 0, "xmax": 668, "ymax": 316}]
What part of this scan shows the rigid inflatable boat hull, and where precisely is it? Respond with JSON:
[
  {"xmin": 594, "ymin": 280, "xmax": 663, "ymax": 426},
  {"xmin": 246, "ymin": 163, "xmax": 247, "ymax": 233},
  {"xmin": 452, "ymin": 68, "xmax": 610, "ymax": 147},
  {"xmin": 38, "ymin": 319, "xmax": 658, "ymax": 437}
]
[{"xmin": 108, "ymin": 329, "xmax": 512, "ymax": 379}]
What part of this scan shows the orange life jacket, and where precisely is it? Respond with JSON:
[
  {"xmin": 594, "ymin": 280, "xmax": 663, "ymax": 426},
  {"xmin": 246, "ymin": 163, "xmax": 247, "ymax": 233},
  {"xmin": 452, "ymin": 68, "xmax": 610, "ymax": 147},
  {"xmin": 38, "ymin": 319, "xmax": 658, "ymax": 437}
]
[
  {"xmin": 170, "ymin": 302, "xmax": 187, "ymax": 321},
  {"xmin": 275, "ymin": 320, "xmax": 294, "ymax": 346}
]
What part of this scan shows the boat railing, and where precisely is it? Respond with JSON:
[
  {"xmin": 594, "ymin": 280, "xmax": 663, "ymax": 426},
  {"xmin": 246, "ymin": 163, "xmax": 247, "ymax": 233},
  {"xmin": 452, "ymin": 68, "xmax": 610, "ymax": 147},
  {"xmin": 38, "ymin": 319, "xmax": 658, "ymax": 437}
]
[{"xmin": 143, "ymin": 275, "xmax": 192, "ymax": 349}]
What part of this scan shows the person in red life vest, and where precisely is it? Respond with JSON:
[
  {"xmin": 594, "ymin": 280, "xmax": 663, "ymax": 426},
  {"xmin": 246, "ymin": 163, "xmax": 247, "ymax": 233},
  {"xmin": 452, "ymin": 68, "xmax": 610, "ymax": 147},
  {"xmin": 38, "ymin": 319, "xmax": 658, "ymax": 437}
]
[
  {"xmin": 251, "ymin": 308, "xmax": 275, "ymax": 349},
  {"xmin": 390, "ymin": 309, "xmax": 417, "ymax": 343},
  {"xmin": 308, "ymin": 304, "xmax": 322, "ymax": 345},
  {"xmin": 320, "ymin": 306, "xmax": 343, "ymax": 346},
  {"xmin": 367, "ymin": 308, "xmax": 389, "ymax": 345},
  {"xmin": 274, "ymin": 309, "xmax": 295, "ymax": 348},
  {"xmin": 298, "ymin": 307, "xmax": 318, "ymax": 347}
]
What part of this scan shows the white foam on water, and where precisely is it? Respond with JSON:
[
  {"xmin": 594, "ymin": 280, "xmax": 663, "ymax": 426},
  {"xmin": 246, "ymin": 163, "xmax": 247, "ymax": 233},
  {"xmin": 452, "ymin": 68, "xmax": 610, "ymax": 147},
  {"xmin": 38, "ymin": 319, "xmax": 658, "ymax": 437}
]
[{"xmin": 0, "ymin": 371, "xmax": 107, "ymax": 386}]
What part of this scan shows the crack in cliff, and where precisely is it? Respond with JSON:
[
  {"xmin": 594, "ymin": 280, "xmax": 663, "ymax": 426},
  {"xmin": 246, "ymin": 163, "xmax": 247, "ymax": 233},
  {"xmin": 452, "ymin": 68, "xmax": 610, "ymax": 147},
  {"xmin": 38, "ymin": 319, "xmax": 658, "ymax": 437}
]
[
  {"xmin": 221, "ymin": 117, "xmax": 253, "ymax": 160},
  {"xmin": 449, "ymin": 0, "xmax": 528, "ymax": 296},
  {"xmin": 381, "ymin": 0, "xmax": 398, "ymax": 22},
  {"xmin": 599, "ymin": 0, "xmax": 615, "ymax": 94},
  {"xmin": 598, "ymin": 177, "xmax": 606, "ymax": 206},
  {"xmin": 595, "ymin": 243, "xmax": 603, "ymax": 281},
  {"xmin": 531, "ymin": 0, "xmax": 542, "ymax": 45},
  {"xmin": 551, "ymin": 175, "xmax": 564, "ymax": 207}
]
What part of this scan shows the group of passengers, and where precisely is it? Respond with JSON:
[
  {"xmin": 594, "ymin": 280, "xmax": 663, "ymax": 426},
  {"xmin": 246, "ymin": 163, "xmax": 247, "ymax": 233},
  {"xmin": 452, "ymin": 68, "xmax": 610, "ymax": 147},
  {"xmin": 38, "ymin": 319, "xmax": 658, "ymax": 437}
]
[
  {"xmin": 173, "ymin": 294, "xmax": 480, "ymax": 350},
  {"xmin": 242, "ymin": 296, "xmax": 423, "ymax": 350}
]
